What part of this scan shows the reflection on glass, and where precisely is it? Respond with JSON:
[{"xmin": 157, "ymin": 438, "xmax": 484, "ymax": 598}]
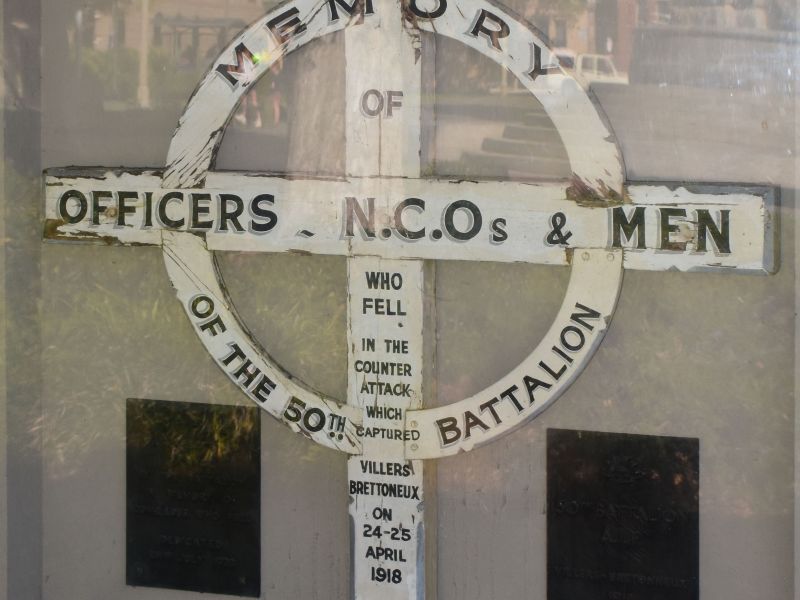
[{"xmin": 65, "ymin": 0, "xmax": 267, "ymax": 111}]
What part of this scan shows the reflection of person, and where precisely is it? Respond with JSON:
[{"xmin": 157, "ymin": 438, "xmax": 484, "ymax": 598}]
[
  {"xmin": 234, "ymin": 88, "xmax": 263, "ymax": 128},
  {"xmin": 269, "ymin": 57, "xmax": 286, "ymax": 125},
  {"xmin": 237, "ymin": 87, "xmax": 262, "ymax": 129}
]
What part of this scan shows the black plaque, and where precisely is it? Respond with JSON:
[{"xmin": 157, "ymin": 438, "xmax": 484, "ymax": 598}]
[
  {"xmin": 547, "ymin": 428, "xmax": 699, "ymax": 600},
  {"xmin": 127, "ymin": 399, "xmax": 261, "ymax": 597}
]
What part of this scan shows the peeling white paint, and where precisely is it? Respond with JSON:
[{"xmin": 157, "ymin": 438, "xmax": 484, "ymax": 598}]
[
  {"xmin": 45, "ymin": 173, "xmax": 775, "ymax": 273},
  {"xmin": 344, "ymin": 8, "xmax": 428, "ymax": 598}
]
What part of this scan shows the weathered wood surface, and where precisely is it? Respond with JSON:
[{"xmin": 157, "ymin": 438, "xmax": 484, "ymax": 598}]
[
  {"xmin": 44, "ymin": 171, "xmax": 776, "ymax": 273},
  {"xmin": 343, "ymin": 6, "xmax": 430, "ymax": 598},
  {"xmin": 347, "ymin": 258, "xmax": 428, "ymax": 599}
]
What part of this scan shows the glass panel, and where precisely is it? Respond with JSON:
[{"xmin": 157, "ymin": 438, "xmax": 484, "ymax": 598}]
[{"xmin": 1, "ymin": 0, "xmax": 797, "ymax": 598}]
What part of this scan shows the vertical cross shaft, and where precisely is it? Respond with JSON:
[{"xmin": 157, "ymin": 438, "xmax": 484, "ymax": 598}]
[{"xmin": 344, "ymin": 2, "xmax": 430, "ymax": 599}]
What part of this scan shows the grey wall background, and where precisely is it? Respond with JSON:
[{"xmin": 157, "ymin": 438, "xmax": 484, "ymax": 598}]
[
  {"xmin": 0, "ymin": 2, "xmax": 7, "ymax": 595},
  {"xmin": 794, "ymin": 70, "xmax": 799, "ymax": 600},
  {"xmin": 4, "ymin": 0, "xmax": 43, "ymax": 598}
]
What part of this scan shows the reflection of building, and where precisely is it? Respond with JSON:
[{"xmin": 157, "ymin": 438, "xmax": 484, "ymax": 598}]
[
  {"xmin": 630, "ymin": 0, "xmax": 795, "ymax": 90},
  {"xmin": 527, "ymin": 0, "xmax": 639, "ymax": 74},
  {"xmin": 84, "ymin": 0, "xmax": 264, "ymax": 56},
  {"xmin": 525, "ymin": 6, "xmax": 593, "ymax": 55},
  {"xmin": 638, "ymin": 0, "xmax": 775, "ymax": 29},
  {"xmin": 152, "ymin": 15, "xmax": 250, "ymax": 68},
  {"xmin": 595, "ymin": 0, "xmax": 638, "ymax": 72},
  {"xmin": 531, "ymin": 0, "xmax": 787, "ymax": 77},
  {"xmin": 71, "ymin": 0, "xmax": 267, "ymax": 107}
]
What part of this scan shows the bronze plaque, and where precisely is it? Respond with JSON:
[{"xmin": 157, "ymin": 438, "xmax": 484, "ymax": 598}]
[
  {"xmin": 547, "ymin": 428, "xmax": 699, "ymax": 600},
  {"xmin": 126, "ymin": 399, "xmax": 260, "ymax": 597}
]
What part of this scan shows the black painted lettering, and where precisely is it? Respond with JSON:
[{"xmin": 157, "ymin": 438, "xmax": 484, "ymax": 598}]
[
  {"xmin": 58, "ymin": 190, "xmax": 88, "ymax": 224},
  {"xmin": 199, "ymin": 315, "xmax": 226, "ymax": 337},
  {"xmin": 527, "ymin": 43, "xmax": 560, "ymax": 80},
  {"xmin": 91, "ymin": 190, "xmax": 113, "ymax": 225},
  {"xmin": 219, "ymin": 194, "xmax": 245, "ymax": 232},
  {"xmin": 660, "ymin": 207, "xmax": 687, "ymax": 251},
  {"xmin": 117, "ymin": 191, "xmax": 138, "ymax": 226},
  {"xmin": 539, "ymin": 360, "xmax": 566, "ymax": 381},
  {"xmin": 361, "ymin": 89, "xmax": 384, "ymax": 117},
  {"xmin": 190, "ymin": 193, "xmax": 213, "ymax": 230},
  {"xmin": 303, "ymin": 407, "xmax": 326, "ymax": 432},
  {"xmin": 490, "ymin": 218, "xmax": 507, "ymax": 243},
  {"xmin": 611, "ymin": 206, "xmax": 646, "ymax": 249},
  {"xmin": 383, "ymin": 339, "xmax": 408, "ymax": 354},
  {"xmin": 552, "ymin": 345, "xmax": 574, "ymax": 364},
  {"xmin": 361, "ymin": 298, "xmax": 406, "ymax": 316},
  {"xmin": 252, "ymin": 373, "xmax": 277, "ymax": 402},
  {"xmin": 158, "ymin": 191, "xmax": 185, "ymax": 229},
  {"xmin": 479, "ymin": 397, "xmax": 502, "ymax": 425},
  {"xmin": 696, "ymin": 209, "xmax": 731, "ymax": 253},
  {"xmin": 233, "ymin": 359, "xmax": 260, "ymax": 388},
  {"xmin": 328, "ymin": 0, "xmax": 373, "ymax": 21},
  {"xmin": 365, "ymin": 272, "xmax": 403, "ymax": 290},
  {"xmin": 249, "ymin": 194, "xmax": 278, "ymax": 233},
  {"xmin": 221, "ymin": 342, "xmax": 246, "ymax": 367},
  {"xmin": 215, "ymin": 43, "xmax": 258, "ymax": 87},
  {"xmin": 267, "ymin": 8, "xmax": 307, "ymax": 44},
  {"xmin": 469, "ymin": 9, "xmax": 510, "ymax": 51},
  {"xmin": 560, "ymin": 325, "xmax": 586, "ymax": 352},
  {"xmin": 362, "ymin": 297, "xmax": 373, "ymax": 314},
  {"xmin": 570, "ymin": 303, "xmax": 601, "ymax": 330},
  {"xmin": 407, "ymin": 0, "xmax": 447, "ymax": 19},
  {"xmin": 345, "ymin": 197, "xmax": 375, "ymax": 239},
  {"xmin": 394, "ymin": 198, "xmax": 425, "ymax": 240},
  {"xmin": 499, "ymin": 385, "xmax": 523, "ymax": 413},
  {"xmin": 436, "ymin": 417, "xmax": 461, "ymax": 446},
  {"xmin": 191, "ymin": 295, "xmax": 215, "ymax": 319},
  {"xmin": 386, "ymin": 91, "xmax": 403, "ymax": 117},
  {"xmin": 523, "ymin": 374, "xmax": 551, "ymax": 403},
  {"xmin": 144, "ymin": 192, "xmax": 154, "ymax": 227},
  {"xmin": 463, "ymin": 410, "xmax": 489, "ymax": 439},
  {"xmin": 444, "ymin": 200, "xmax": 482, "ymax": 241}
]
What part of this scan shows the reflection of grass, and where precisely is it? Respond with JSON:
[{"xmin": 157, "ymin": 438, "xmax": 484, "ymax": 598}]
[
  {"xmin": 80, "ymin": 47, "xmax": 206, "ymax": 108},
  {"xmin": 81, "ymin": 47, "xmax": 139, "ymax": 102},
  {"xmin": 218, "ymin": 253, "xmax": 348, "ymax": 400},
  {"xmin": 127, "ymin": 399, "xmax": 259, "ymax": 478}
]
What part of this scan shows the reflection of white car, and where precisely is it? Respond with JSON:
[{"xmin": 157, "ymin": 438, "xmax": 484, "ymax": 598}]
[{"xmin": 554, "ymin": 49, "xmax": 628, "ymax": 89}]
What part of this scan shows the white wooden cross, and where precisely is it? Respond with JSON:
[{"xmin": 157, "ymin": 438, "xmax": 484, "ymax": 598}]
[{"xmin": 43, "ymin": 0, "xmax": 776, "ymax": 598}]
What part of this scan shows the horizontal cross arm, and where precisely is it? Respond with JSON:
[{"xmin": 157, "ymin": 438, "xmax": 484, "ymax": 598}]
[{"xmin": 44, "ymin": 169, "xmax": 776, "ymax": 273}]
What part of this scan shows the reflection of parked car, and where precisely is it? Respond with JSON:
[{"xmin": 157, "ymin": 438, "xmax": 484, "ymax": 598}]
[{"xmin": 554, "ymin": 49, "xmax": 629, "ymax": 89}]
